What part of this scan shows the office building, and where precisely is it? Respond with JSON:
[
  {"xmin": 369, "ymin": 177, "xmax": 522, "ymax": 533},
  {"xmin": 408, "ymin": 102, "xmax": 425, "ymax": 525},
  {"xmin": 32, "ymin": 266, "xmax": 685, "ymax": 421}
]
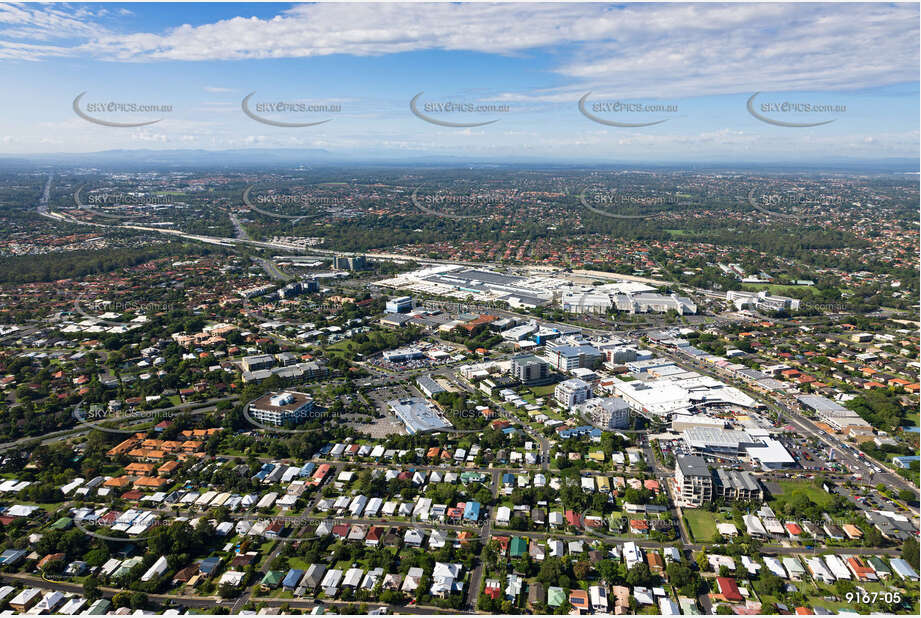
[
  {"xmin": 241, "ymin": 354, "xmax": 275, "ymax": 372},
  {"xmin": 510, "ymin": 354, "xmax": 552, "ymax": 385},
  {"xmin": 249, "ymin": 391, "xmax": 315, "ymax": 426},
  {"xmin": 544, "ymin": 341, "xmax": 602, "ymax": 371},
  {"xmin": 334, "ymin": 255, "xmax": 367, "ymax": 271},
  {"xmin": 727, "ymin": 290, "xmax": 800, "ymax": 312},
  {"xmin": 385, "ymin": 296, "xmax": 413, "ymax": 313}
]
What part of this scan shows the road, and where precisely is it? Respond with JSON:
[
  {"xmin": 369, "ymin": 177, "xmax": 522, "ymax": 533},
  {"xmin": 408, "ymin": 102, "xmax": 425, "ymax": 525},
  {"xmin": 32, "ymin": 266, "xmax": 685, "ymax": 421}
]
[
  {"xmin": 229, "ymin": 210, "xmax": 251, "ymax": 241},
  {"xmin": 37, "ymin": 173, "xmax": 52, "ymax": 215},
  {"xmin": 0, "ymin": 396, "xmax": 237, "ymax": 453},
  {"xmin": 254, "ymin": 256, "xmax": 291, "ymax": 282}
]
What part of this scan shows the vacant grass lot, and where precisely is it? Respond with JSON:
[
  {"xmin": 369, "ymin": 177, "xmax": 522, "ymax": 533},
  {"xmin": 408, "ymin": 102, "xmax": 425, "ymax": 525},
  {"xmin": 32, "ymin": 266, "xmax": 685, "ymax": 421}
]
[
  {"xmin": 772, "ymin": 479, "xmax": 835, "ymax": 509},
  {"xmin": 683, "ymin": 508, "xmax": 719, "ymax": 542}
]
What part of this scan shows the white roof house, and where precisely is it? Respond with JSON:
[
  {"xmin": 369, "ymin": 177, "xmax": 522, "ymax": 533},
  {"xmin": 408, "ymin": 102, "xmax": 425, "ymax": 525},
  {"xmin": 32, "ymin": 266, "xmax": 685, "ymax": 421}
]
[
  {"xmin": 364, "ymin": 497, "xmax": 383, "ymax": 518},
  {"xmin": 782, "ymin": 557, "xmax": 805, "ymax": 579},
  {"xmin": 658, "ymin": 596, "xmax": 680, "ymax": 615},
  {"xmin": 589, "ymin": 585, "xmax": 608, "ymax": 612},
  {"xmin": 806, "ymin": 557, "xmax": 835, "ymax": 584},
  {"xmin": 496, "ymin": 506, "xmax": 511, "ymax": 525},
  {"xmin": 824, "ymin": 554, "xmax": 852, "ymax": 580},
  {"xmin": 743, "ymin": 514, "xmax": 768, "ymax": 536},
  {"xmin": 343, "ymin": 567, "xmax": 364, "ymax": 588},
  {"xmin": 402, "ymin": 567, "xmax": 424, "ymax": 592},
  {"xmin": 891, "ymin": 558, "xmax": 919, "ymax": 581},
  {"xmin": 321, "ymin": 569, "xmax": 343, "ymax": 593},
  {"xmin": 623, "ymin": 542, "xmax": 643, "ymax": 570},
  {"xmin": 431, "ymin": 562, "xmax": 463, "ymax": 597},
  {"xmin": 32, "ymin": 591, "xmax": 65, "ymax": 613},
  {"xmin": 141, "ymin": 555, "xmax": 169, "ymax": 582},
  {"xmin": 349, "ymin": 495, "xmax": 368, "ymax": 517},
  {"xmin": 764, "ymin": 556, "xmax": 787, "ymax": 579}
]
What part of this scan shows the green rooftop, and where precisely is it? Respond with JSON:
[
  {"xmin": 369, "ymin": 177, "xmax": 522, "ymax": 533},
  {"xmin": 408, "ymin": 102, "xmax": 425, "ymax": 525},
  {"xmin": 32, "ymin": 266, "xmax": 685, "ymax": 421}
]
[
  {"xmin": 547, "ymin": 586, "xmax": 566, "ymax": 607},
  {"xmin": 260, "ymin": 570, "xmax": 284, "ymax": 588},
  {"xmin": 510, "ymin": 536, "xmax": 528, "ymax": 557}
]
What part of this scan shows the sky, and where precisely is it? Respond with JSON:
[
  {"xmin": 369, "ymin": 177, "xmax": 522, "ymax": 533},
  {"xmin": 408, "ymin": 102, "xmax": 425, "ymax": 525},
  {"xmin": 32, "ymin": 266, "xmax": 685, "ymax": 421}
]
[{"xmin": 0, "ymin": 1, "xmax": 918, "ymax": 163}]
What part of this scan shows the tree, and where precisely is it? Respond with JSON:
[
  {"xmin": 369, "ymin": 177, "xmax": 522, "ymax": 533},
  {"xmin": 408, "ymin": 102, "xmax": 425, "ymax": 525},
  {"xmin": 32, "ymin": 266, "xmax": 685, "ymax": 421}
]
[
  {"xmin": 696, "ymin": 552, "xmax": 709, "ymax": 573},
  {"xmin": 573, "ymin": 560, "xmax": 592, "ymax": 580},
  {"xmin": 129, "ymin": 592, "xmax": 148, "ymax": 611},
  {"xmin": 903, "ymin": 537, "xmax": 920, "ymax": 570},
  {"xmin": 83, "ymin": 576, "xmax": 100, "ymax": 601}
]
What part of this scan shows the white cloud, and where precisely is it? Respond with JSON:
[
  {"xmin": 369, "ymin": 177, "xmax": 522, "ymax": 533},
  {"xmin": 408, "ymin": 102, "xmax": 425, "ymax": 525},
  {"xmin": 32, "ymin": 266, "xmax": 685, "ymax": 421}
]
[{"xmin": 1, "ymin": 3, "xmax": 916, "ymax": 98}]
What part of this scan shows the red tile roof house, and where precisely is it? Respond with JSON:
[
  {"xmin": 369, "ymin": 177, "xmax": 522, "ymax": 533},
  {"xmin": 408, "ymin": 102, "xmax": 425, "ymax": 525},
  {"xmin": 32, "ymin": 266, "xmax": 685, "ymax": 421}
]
[
  {"xmin": 565, "ymin": 510, "xmax": 583, "ymax": 528},
  {"xmin": 629, "ymin": 519, "xmax": 650, "ymax": 534},
  {"xmin": 716, "ymin": 577, "xmax": 743, "ymax": 603},
  {"xmin": 365, "ymin": 526, "xmax": 384, "ymax": 546},
  {"xmin": 846, "ymin": 557, "xmax": 877, "ymax": 581},
  {"xmin": 569, "ymin": 589, "xmax": 590, "ymax": 613},
  {"xmin": 97, "ymin": 511, "xmax": 119, "ymax": 525},
  {"xmin": 785, "ymin": 522, "xmax": 803, "ymax": 539}
]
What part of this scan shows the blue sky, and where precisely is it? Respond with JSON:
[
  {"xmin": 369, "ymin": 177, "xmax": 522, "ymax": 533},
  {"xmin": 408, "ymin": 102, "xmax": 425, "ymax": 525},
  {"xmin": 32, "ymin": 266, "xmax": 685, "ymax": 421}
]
[{"xmin": 0, "ymin": 2, "xmax": 918, "ymax": 162}]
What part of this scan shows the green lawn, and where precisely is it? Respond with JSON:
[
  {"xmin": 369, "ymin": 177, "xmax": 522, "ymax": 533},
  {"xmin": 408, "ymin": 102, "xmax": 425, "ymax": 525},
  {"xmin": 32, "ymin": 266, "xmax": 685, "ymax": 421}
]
[
  {"xmin": 683, "ymin": 509, "xmax": 719, "ymax": 542},
  {"xmin": 740, "ymin": 283, "xmax": 838, "ymax": 296},
  {"xmin": 772, "ymin": 480, "xmax": 835, "ymax": 509},
  {"xmin": 528, "ymin": 385, "xmax": 557, "ymax": 397}
]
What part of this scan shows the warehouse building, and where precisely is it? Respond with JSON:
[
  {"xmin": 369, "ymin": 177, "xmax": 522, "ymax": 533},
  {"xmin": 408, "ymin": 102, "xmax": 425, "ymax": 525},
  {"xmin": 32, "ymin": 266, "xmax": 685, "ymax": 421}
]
[
  {"xmin": 387, "ymin": 398, "xmax": 453, "ymax": 434},
  {"xmin": 796, "ymin": 394, "xmax": 872, "ymax": 431},
  {"xmin": 683, "ymin": 427, "xmax": 760, "ymax": 456},
  {"xmin": 416, "ymin": 375, "xmax": 446, "ymax": 398}
]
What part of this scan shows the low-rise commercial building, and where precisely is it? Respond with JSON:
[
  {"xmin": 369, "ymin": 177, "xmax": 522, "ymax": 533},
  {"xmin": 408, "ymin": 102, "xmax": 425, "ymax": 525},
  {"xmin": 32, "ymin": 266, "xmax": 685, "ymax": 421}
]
[{"xmin": 387, "ymin": 398, "xmax": 453, "ymax": 434}]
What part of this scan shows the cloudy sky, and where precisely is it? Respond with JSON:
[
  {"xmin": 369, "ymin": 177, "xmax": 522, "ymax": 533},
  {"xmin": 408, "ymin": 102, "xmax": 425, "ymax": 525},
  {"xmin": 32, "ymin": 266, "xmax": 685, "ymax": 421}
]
[{"xmin": 0, "ymin": 2, "xmax": 918, "ymax": 162}]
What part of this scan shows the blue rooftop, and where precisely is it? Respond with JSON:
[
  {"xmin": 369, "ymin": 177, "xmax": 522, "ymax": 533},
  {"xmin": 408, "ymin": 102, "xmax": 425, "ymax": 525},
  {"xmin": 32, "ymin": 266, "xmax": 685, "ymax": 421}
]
[{"xmin": 283, "ymin": 569, "xmax": 305, "ymax": 588}]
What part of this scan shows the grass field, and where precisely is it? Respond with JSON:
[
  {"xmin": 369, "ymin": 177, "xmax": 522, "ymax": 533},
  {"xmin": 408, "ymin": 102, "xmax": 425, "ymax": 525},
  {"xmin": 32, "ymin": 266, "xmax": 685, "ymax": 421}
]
[
  {"xmin": 683, "ymin": 508, "xmax": 719, "ymax": 542},
  {"xmin": 529, "ymin": 384, "xmax": 557, "ymax": 397},
  {"xmin": 740, "ymin": 282, "xmax": 838, "ymax": 297},
  {"xmin": 772, "ymin": 479, "xmax": 835, "ymax": 508}
]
